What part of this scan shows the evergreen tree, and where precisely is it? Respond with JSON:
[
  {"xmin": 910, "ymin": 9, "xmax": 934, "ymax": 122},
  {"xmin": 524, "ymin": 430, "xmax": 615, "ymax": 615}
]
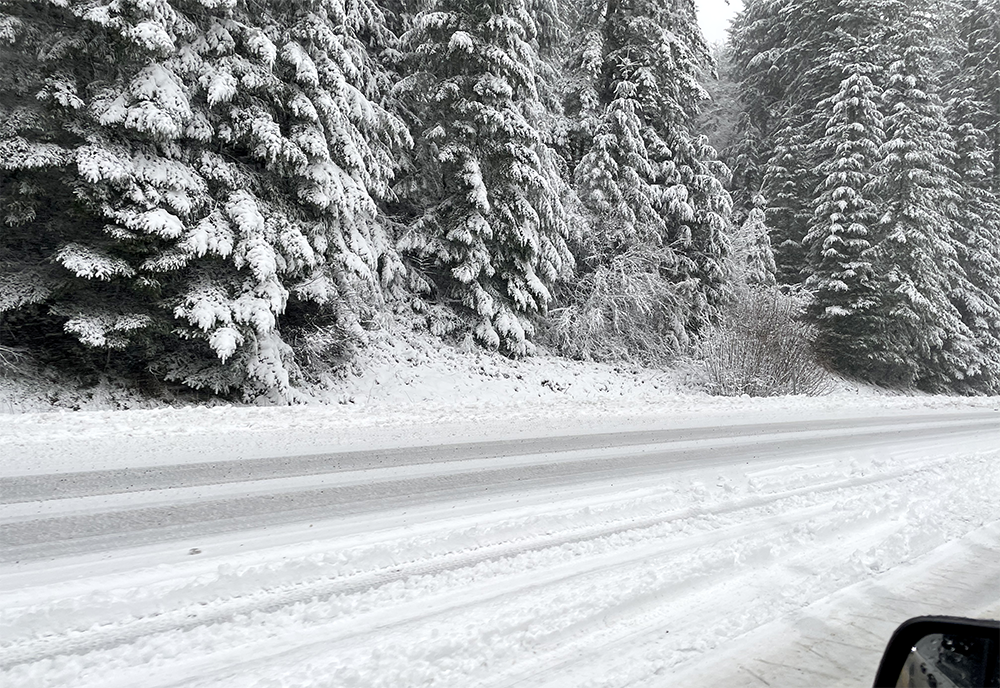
[
  {"xmin": 763, "ymin": 125, "xmax": 812, "ymax": 282},
  {"xmin": 954, "ymin": 0, "xmax": 999, "ymax": 193},
  {"xmin": 727, "ymin": 0, "xmax": 1000, "ymax": 392},
  {"xmin": 804, "ymin": 64, "xmax": 885, "ymax": 374},
  {"xmin": 0, "ymin": 0, "xmax": 407, "ymax": 398},
  {"xmin": 395, "ymin": 0, "xmax": 573, "ymax": 355},
  {"xmin": 729, "ymin": 0, "xmax": 843, "ymax": 285},
  {"xmin": 730, "ymin": 193, "xmax": 776, "ymax": 288},
  {"xmin": 730, "ymin": 0, "xmax": 894, "ymax": 286},
  {"xmin": 562, "ymin": 0, "xmax": 732, "ymax": 358},
  {"xmin": 697, "ymin": 44, "xmax": 742, "ymax": 158},
  {"xmin": 946, "ymin": 92, "xmax": 1000, "ymax": 392},
  {"xmin": 727, "ymin": 0, "xmax": 792, "ymax": 221},
  {"xmin": 866, "ymin": 6, "xmax": 981, "ymax": 389}
]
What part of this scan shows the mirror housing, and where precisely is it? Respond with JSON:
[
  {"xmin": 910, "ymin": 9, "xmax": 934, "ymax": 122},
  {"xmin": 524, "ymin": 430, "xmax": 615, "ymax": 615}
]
[{"xmin": 873, "ymin": 616, "xmax": 999, "ymax": 687}]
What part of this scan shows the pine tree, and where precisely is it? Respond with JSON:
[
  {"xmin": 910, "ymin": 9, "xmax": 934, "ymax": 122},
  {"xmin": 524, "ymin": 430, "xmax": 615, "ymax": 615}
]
[
  {"xmin": 561, "ymin": 0, "xmax": 732, "ymax": 358},
  {"xmin": 729, "ymin": 0, "xmax": 843, "ymax": 285},
  {"xmin": 726, "ymin": 0, "xmax": 1000, "ymax": 392},
  {"xmin": 0, "ymin": 0, "xmax": 408, "ymax": 399},
  {"xmin": 763, "ymin": 126, "xmax": 812, "ymax": 283},
  {"xmin": 954, "ymin": 0, "xmax": 999, "ymax": 193},
  {"xmin": 947, "ymin": 92, "xmax": 1000, "ymax": 392},
  {"xmin": 697, "ymin": 44, "xmax": 742, "ymax": 158},
  {"xmin": 804, "ymin": 64, "xmax": 885, "ymax": 374},
  {"xmin": 730, "ymin": 194, "xmax": 776, "ymax": 288},
  {"xmin": 866, "ymin": 6, "xmax": 981, "ymax": 389},
  {"xmin": 395, "ymin": 0, "xmax": 573, "ymax": 355},
  {"xmin": 729, "ymin": 0, "xmax": 894, "ymax": 287}
]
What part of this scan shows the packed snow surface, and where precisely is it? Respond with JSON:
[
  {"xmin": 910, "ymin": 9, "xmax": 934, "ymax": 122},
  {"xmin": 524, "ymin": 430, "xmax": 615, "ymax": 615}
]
[{"xmin": 2, "ymin": 346, "xmax": 999, "ymax": 687}]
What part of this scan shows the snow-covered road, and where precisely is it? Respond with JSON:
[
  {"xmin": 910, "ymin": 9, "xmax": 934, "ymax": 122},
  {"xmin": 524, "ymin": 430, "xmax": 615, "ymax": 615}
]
[{"xmin": 2, "ymin": 406, "xmax": 999, "ymax": 687}]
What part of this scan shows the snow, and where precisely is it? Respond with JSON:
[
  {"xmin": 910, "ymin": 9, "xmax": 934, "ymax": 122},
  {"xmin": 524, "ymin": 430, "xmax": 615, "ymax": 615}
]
[
  {"xmin": 128, "ymin": 22, "xmax": 175, "ymax": 53},
  {"xmin": 1, "ymin": 326, "xmax": 998, "ymax": 470},
  {"xmin": 1, "ymin": 332, "xmax": 999, "ymax": 686},
  {"xmin": 205, "ymin": 70, "xmax": 238, "ymax": 107},
  {"xmin": 448, "ymin": 30, "xmax": 474, "ymax": 53},
  {"xmin": 54, "ymin": 243, "xmax": 135, "ymax": 281}
]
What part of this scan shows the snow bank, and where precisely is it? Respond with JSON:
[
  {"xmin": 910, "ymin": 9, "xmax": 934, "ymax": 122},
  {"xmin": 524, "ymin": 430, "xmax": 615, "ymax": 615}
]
[{"xmin": 2, "ymin": 326, "xmax": 997, "ymax": 476}]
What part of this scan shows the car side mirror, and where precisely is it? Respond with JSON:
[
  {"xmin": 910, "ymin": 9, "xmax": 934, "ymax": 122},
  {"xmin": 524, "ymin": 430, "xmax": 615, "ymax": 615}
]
[{"xmin": 873, "ymin": 616, "xmax": 999, "ymax": 687}]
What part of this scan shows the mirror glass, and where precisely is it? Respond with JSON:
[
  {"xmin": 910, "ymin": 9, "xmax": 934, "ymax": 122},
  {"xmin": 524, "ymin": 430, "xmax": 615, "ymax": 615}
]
[{"xmin": 896, "ymin": 632, "xmax": 996, "ymax": 687}]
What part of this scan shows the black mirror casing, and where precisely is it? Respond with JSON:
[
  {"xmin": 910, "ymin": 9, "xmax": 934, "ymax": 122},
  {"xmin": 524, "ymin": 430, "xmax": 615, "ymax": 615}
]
[{"xmin": 873, "ymin": 616, "xmax": 1000, "ymax": 688}]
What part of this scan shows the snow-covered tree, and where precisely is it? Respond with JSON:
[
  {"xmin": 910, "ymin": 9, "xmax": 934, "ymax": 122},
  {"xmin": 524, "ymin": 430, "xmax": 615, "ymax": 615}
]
[
  {"xmin": 395, "ymin": 0, "xmax": 573, "ymax": 355},
  {"xmin": 951, "ymin": 0, "xmax": 999, "ymax": 194},
  {"xmin": 728, "ymin": 0, "xmax": 838, "ymax": 285},
  {"xmin": 866, "ymin": 7, "xmax": 981, "ymax": 389},
  {"xmin": 561, "ymin": 0, "xmax": 732, "ymax": 358},
  {"xmin": 727, "ymin": 0, "xmax": 792, "ymax": 216},
  {"xmin": 726, "ymin": 0, "xmax": 1000, "ymax": 393},
  {"xmin": 730, "ymin": 0, "xmax": 903, "ymax": 288},
  {"xmin": 804, "ymin": 64, "xmax": 885, "ymax": 374},
  {"xmin": 0, "ymin": 0, "xmax": 408, "ymax": 399},
  {"xmin": 762, "ymin": 127, "xmax": 812, "ymax": 283},
  {"xmin": 946, "ymin": 99, "xmax": 1000, "ymax": 392},
  {"xmin": 731, "ymin": 194, "xmax": 776, "ymax": 289}
]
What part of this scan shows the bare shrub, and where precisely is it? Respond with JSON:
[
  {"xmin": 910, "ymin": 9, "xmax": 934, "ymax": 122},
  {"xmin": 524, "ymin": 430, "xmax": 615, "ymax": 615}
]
[
  {"xmin": 697, "ymin": 288, "xmax": 830, "ymax": 396},
  {"xmin": 542, "ymin": 249, "xmax": 693, "ymax": 365},
  {"xmin": 0, "ymin": 344, "xmax": 29, "ymax": 378},
  {"xmin": 281, "ymin": 297, "xmax": 372, "ymax": 385}
]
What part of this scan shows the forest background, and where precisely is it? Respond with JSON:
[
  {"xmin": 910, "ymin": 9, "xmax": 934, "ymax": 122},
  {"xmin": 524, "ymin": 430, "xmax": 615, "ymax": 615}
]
[{"xmin": 0, "ymin": 0, "xmax": 998, "ymax": 403}]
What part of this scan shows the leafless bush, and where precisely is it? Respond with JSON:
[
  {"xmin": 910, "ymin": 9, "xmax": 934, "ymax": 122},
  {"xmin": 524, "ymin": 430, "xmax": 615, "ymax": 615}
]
[
  {"xmin": 0, "ymin": 344, "xmax": 29, "ymax": 378},
  {"xmin": 283, "ymin": 303, "xmax": 367, "ymax": 385},
  {"xmin": 542, "ymin": 249, "xmax": 693, "ymax": 365},
  {"xmin": 697, "ymin": 288, "xmax": 830, "ymax": 397}
]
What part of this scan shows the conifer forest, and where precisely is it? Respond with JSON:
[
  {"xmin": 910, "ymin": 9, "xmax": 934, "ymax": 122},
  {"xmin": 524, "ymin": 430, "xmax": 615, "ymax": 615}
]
[{"xmin": 1, "ymin": 0, "xmax": 998, "ymax": 401}]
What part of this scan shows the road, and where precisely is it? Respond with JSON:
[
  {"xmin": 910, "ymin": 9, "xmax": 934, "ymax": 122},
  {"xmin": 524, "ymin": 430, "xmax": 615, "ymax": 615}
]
[{"xmin": 2, "ymin": 409, "xmax": 999, "ymax": 687}]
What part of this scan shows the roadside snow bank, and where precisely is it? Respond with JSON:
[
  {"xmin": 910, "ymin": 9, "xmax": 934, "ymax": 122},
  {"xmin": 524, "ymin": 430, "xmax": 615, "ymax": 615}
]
[
  {"xmin": 2, "ymin": 326, "xmax": 997, "ymax": 476},
  {"xmin": 1, "ymin": 379, "xmax": 997, "ymax": 478}
]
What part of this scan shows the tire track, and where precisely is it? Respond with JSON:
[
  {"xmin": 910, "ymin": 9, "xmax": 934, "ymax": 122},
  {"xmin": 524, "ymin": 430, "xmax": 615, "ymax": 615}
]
[
  {"xmin": 3, "ymin": 417, "xmax": 995, "ymax": 562},
  {"xmin": 0, "ymin": 456, "xmax": 949, "ymax": 671},
  {"xmin": 5, "ymin": 412, "xmax": 993, "ymax": 503}
]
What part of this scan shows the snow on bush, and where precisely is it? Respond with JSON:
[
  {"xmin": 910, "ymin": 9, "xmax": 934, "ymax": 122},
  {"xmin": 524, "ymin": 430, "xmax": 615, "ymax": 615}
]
[{"xmin": 697, "ymin": 288, "xmax": 830, "ymax": 397}]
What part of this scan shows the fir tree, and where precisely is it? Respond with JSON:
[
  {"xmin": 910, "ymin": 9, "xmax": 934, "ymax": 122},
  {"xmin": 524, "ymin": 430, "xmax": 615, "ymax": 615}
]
[
  {"xmin": 730, "ymin": 193, "xmax": 776, "ymax": 288},
  {"xmin": 946, "ymin": 92, "xmax": 1000, "ymax": 391},
  {"xmin": 731, "ymin": 0, "xmax": 842, "ymax": 285},
  {"xmin": 763, "ymin": 126, "xmax": 812, "ymax": 283},
  {"xmin": 867, "ymin": 8, "xmax": 981, "ymax": 389},
  {"xmin": 564, "ymin": 0, "xmax": 732, "ymax": 357},
  {"xmin": 726, "ymin": 0, "xmax": 1000, "ymax": 392},
  {"xmin": 954, "ymin": 0, "xmax": 999, "ymax": 193},
  {"xmin": 0, "ymin": 0, "xmax": 407, "ymax": 399},
  {"xmin": 730, "ymin": 0, "xmax": 894, "ymax": 286},
  {"xmin": 395, "ymin": 0, "xmax": 573, "ymax": 355},
  {"xmin": 804, "ymin": 64, "xmax": 885, "ymax": 375}
]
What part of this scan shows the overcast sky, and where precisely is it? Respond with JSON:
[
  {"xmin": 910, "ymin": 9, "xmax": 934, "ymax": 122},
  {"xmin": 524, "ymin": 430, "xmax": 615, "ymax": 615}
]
[{"xmin": 696, "ymin": 0, "xmax": 743, "ymax": 46}]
